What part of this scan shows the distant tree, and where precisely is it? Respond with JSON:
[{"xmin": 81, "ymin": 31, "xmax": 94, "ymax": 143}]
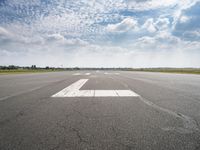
[
  {"xmin": 31, "ymin": 65, "xmax": 37, "ymax": 69},
  {"xmin": 8, "ymin": 65, "xmax": 18, "ymax": 70},
  {"xmin": 74, "ymin": 67, "xmax": 80, "ymax": 70},
  {"xmin": 45, "ymin": 66, "xmax": 49, "ymax": 69},
  {"xmin": 0, "ymin": 66, "xmax": 7, "ymax": 70}
]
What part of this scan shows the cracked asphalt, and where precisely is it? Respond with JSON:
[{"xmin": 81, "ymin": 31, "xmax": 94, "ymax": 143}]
[{"xmin": 0, "ymin": 71, "xmax": 200, "ymax": 150}]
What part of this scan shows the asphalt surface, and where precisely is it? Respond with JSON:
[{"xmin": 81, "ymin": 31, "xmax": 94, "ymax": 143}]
[{"xmin": 0, "ymin": 71, "xmax": 200, "ymax": 150}]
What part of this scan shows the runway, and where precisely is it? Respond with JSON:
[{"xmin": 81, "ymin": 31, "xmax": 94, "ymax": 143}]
[{"xmin": 0, "ymin": 71, "xmax": 200, "ymax": 150}]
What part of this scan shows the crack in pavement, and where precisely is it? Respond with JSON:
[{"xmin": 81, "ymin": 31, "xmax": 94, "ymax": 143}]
[
  {"xmin": 70, "ymin": 127, "xmax": 89, "ymax": 144},
  {"xmin": 111, "ymin": 75, "xmax": 200, "ymax": 134},
  {"xmin": 56, "ymin": 112, "xmax": 91, "ymax": 148},
  {"xmin": 139, "ymin": 96, "xmax": 200, "ymax": 134}
]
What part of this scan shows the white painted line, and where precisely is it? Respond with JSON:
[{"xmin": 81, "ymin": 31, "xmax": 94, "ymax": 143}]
[
  {"xmin": 73, "ymin": 73, "xmax": 81, "ymax": 76},
  {"xmin": 77, "ymin": 90, "xmax": 95, "ymax": 97},
  {"xmin": 52, "ymin": 79, "xmax": 140, "ymax": 97},
  {"xmin": 85, "ymin": 73, "xmax": 91, "ymax": 75},
  {"xmin": 95, "ymin": 90, "xmax": 118, "ymax": 97},
  {"xmin": 115, "ymin": 90, "xmax": 139, "ymax": 97},
  {"xmin": 52, "ymin": 79, "xmax": 88, "ymax": 97},
  {"xmin": 104, "ymin": 72, "xmax": 120, "ymax": 75},
  {"xmin": 73, "ymin": 73, "xmax": 91, "ymax": 76}
]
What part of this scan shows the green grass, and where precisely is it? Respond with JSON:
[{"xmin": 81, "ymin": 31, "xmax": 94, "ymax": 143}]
[
  {"xmin": 130, "ymin": 68, "xmax": 200, "ymax": 75},
  {"xmin": 1, "ymin": 68, "xmax": 200, "ymax": 75},
  {"xmin": 0, "ymin": 69, "xmax": 64, "ymax": 75}
]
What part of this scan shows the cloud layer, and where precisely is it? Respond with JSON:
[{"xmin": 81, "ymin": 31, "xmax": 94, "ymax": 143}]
[{"xmin": 0, "ymin": 0, "xmax": 200, "ymax": 67}]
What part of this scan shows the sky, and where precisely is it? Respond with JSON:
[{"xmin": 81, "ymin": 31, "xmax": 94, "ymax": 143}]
[{"xmin": 0, "ymin": 0, "xmax": 200, "ymax": 68}]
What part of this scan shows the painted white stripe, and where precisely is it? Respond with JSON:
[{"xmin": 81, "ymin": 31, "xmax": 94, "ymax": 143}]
[
  {"xmin": 73, "ymin": 73, "xmax": 91, "ymax": 76},
  {"xmin": 76, "ymin": 90, "xmax": 95, "ymax": 97},
  {"xmin": 104, "ymin": 72, "xmax": 120, "ymax": 75},
  {"xmin": 85, "ymin": 73, "xmax": 91, "ymax": 75},
  {"xmin": 95, "ymin": 90, "xmax": 117, "ymax": 97},
  {"xmin": 52, "ymin": 79, "xmax": 140, "ymax": 97},
  {"xmin": 52, "ymin": 79, "xmax": 88, "ymax": 97},
  {"xmin": 115, "ymin": 90, "xmax": 139, "ymax": 96},
  {"xmin": 73, "ymin": 73, "xmax": 81, "ymax": 76}
]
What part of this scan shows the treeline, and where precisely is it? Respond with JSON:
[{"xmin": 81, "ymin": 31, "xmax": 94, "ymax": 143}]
[
  {"xmin": 0, "ymin": 65, "xmax": 133, "ymax": 71},
  {"xmin": 130, "ymin": 68, "xmax": 200, "ymax": 71},
  {"xmin": 0, "ymin": 66, "xmax": 200, "ymax": 74},
  {"xmin": 0, "ymin": 65, "xmax": 74, "ymax": 70}
]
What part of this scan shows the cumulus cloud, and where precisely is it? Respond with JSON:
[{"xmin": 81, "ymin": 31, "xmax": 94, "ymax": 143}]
[
  {"xmin": 46, "ymin": 34, "xmax": 89, "ymax": 47},
  {"xmin": 107, "ymin": 18, "xmax": 138, "ymax": 33},
  {"xmin": 179, "ymin": 16, "xmax": 190, "ymax": 23},
  {"xmin": 126, "ymin": 0, "xmax": 176, "ymax": 11},
  {"xmin": 155, "ymin": 18, "xmax": 170, "ymax": 30},
  {"xmin": 142, "ymin": 19, "xmax": 157, "ymax": 33},
  {"xmin": 172, "ymin": 2, "xmax": 200, "ymax": 41}
]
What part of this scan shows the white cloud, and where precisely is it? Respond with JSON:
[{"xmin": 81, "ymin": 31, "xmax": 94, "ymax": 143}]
[
  {"xmin": 171, "ymin": 0, "xmax": 200, "ymax": 29},
  {"xmin": 6, "ymin": 0, "xmax": 41, "ymax": 6},
  {"xmin": 126, "ymin": 0, "xmax": 200, "ymax": 11},
  {"xmin": 0, "ymin": 27, "xmax": 10, "ymax": 36},
  {"xmin": 0, "ymin": 27, "xmax": 13, "ymax": 40},
  {"xmin": 155, "ymin": 18, "xmax": 170, "ymax": 30},
  {"xmin": 179, "ymin": 16, "xmax": 190, "ymax": 23},
  {"xmin": 1, "ymin": 27, "xmax": 200, "ymax": 68},
  {"xmin": 142, "ymin": 18, "xmax": 157, "ymax": 33},
  {"xmin": 183, "ymin": 30, "xmax": 200, "ymax": 39},
  {"xmin": 46, "ymin": 34, "xmax": 89, "ymax": 47},
  {"xmin": 1, "ymin": 39, "xmax": 200, "ymax": 68},
  {"xmin": 126, "ymin": 0, "xmax": 178, "ymax": 11},
  {"xmin": 107, "ymin": 18, "xmax": 138, "ymax": 33},
  {"xmin": 129, "ymin": 31, "xmax": 181, "ymax": 51},
  {"xmin": 107, "ymin": 17, "xmax": 170, "ymax": 36}
]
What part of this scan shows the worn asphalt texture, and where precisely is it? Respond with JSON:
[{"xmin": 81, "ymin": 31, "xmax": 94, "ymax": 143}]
[{"xmin": 0, "ymin": 71, "xmax": 200, "ymax": 150}]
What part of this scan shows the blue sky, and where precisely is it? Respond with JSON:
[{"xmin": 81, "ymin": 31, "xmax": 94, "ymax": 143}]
[{"xmin": 0, "ymin": 0, "xmax": 200, "ymax": 67}]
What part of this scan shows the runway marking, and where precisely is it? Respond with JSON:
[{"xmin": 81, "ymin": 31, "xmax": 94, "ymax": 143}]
[
  {"xmin": 52, "ymin": 79, "xmax": 139, "ymax": 97},
  {"xmin": 73, "ymin": 73, "xmax": 81, "ymax": 76},
  {"xmin": 73, "ymin": 73, "xmax": 91, "ymax": 76},
  {"xmin": 104, "ymin": 72, "xmax": 120, "ymax": 75}
]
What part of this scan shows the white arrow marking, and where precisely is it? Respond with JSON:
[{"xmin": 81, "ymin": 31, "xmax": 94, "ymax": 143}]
[{"xmin": 52, "ymin": 79, "xmax": 139, "ymax": 97}]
